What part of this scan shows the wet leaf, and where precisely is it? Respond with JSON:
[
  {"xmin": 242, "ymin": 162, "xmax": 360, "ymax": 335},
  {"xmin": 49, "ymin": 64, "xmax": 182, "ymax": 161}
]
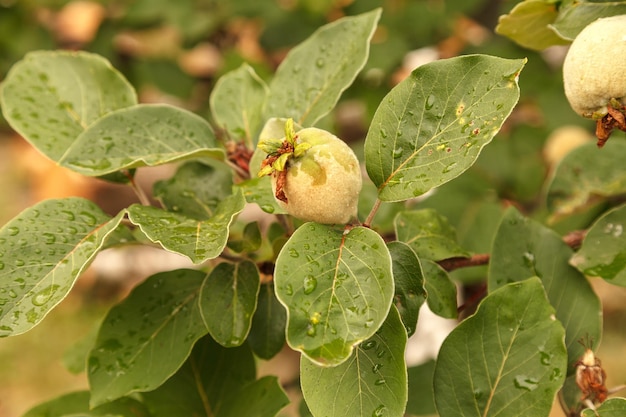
[
  {"xmin": 210, "ymin": 63, "xmax": 268, "ymax": 146},
  {"xmin": 489, "ymin": 207, "xmax": 602, "ymax": 369},
  {"xmin": 127, "ymin": 189, "xmax": 246, "ymax": 264},
  {"xmin": 434, "ymin": 278, "xmax": 567, "ymax": 417},
  {"xmin": 228, "ymin": 221, "xmax": 262, "ymax": 253},
  {"xmin": 365, "ymin": 55, "xmax": 525, "ymax": 202},
  {"xmin": 199, "ymin": 261, "xmax": 260, "ymax": 347},
  {"xmin": 421, "ymin": 259, "xmax": 458, "ymax": 319},
  {"xmin": 546, "ymin": 141, "xmax": 626, "ymax": 217},
  {"xmin": 88, "ymin": 269, "xmax": 209, "ymax": 407},
  {"xmin": 386, "ymin": 241, "xmax": 427, "ymax": 336},
  {"xmin": 247, "ymin": 283, "xmax": 287, "ymax": 360},
  {"xmin": 552, "ymin": 3, "xmax": 626, "ymax": 40},
  {"xmin": 153, "ymin": 160, "xmax": 233, "ymax": 220},
  {"xmin": 581, "ymin": 398, "xmax": 626, "ymax": 417},
  {"xmin": 301, "ymin": 306, "xmax": 407, "ymax": 417},
  {"xmin": 58, "ymin": 104, "xmax": 224, "ymax": 176},
  {"xmin": 571, "ymin": 204, "xmax": 626, "ymax": 286},
  {"xmin": 0, "ymin": 198, "xmax": 124, "ymax": 337},
  {"xmin": 495, "ymin": 0, "xmax": 569, "ymax": 50},
  {"xmin": 395, "ymin": 209, "xmax": 470, "ymax": 261},
  {"xmin": 274, "ymin": 223, "xmax": 394, "ymax": 366},
  {"xmin": 22, "ymin": 391, "xmax": 149, "ymax": 417},
  {"xmin": 0, "ymin": 50, "xmax": 136, "ymax": 161},
  {"xmin": 264, "ymin": 9, "xmax": 381, "ymax": 126},
  {"xmin": 237, "ymin": 176, "xmax": 286, "ymax": 215}
]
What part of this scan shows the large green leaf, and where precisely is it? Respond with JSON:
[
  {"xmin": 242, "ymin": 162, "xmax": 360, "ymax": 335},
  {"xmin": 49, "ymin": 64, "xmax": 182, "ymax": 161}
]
[
  {"xmin": 488, "ymin": 207, "xmax": 602, "ymax": 368},
  {"xmin": 581, "ymin": 398, "xmax": 626, "ymax": 417},
  {"xmin": 365, "ymin": 55, "xmax": 525, "ymax": 202},
  {"xmin": 153, "ymin": 160, "xmax": 234, "ymax": 220},
  {"xmin": 552, "ymin": 3, "xmax": 626, "ymax": 40},
  {"xmin": 406, "ymin": 360, "xmax": 437, "ymax": 416},
  {"xmin": 386, "ymin": 241, "xmax": 426, "ymax": 337},
  {"xmin": 394, "ymin": 209, "xmax": 470, "ymax": 261},
  {"xmin": 247, "ymin": 283, "xmax": 287, "ymax": 360},
  {"xmin": 58, "ymin": 104, "xmax": 224, "ymax": 176},
  {"xmin": 0, "ymin": 50, "xmax": 136, "ymax": 161},
  {"xmin": 0, "ymin": 198, "xmax": 124, "ymax": 337},
  {"xmin": 210, "ymin": 63, "xmax": 268, "ymax": 146},
  {"xmin": 433, "ymin": 278, "xmax": 567, "ymax": 417},
  {"xmin": 22, "ymin": 391, "xmax": 149, "ymax": 417},
  {"xmin": 570, "ymin": 204, "xmax": 626, "ymax": 286},
  {"xmin": 88, "ymin": 269, "xmax": 209, "ymax": 407},
  {"xmin": 219, "ymin": 376, "xmax": 290, "ymax": 417},
  {"xmin": 274, "ymin": 223, "xmax": 394, "ymax": 366},
  {"xmin": 546, "ymin": 141, "xmax": 626, "ymax": 217},
  {"xmin": 199, "ymin": 261, "xmax": 260, "ymax": 347},
  {"xmin": 264, "ymin": 9, "xmax": 381, "ymax": 126},
  {"xmin": 495, "ymin": 0, "xmax": 569, "ymax": 50},
  {"xmin": 127, "ymin": 189, "xmax": 246, "ymax": 264},
  {"xmin": 301, "ymin": 306, "xmax": 408, "ymax": 417}
]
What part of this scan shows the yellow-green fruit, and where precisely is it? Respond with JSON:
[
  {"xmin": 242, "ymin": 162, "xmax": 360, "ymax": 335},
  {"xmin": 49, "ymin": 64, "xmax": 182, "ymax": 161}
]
[
  {"xmin": 563, "ymin": 15, "xmax": 626, "ymax": 118},
  {"xmin": 272, "ymin": 127, "xmax": 362, "ymax": 224}
]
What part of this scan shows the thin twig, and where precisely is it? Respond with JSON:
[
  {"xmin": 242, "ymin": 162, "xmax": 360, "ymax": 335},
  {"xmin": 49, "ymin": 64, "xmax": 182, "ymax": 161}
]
[{"xmin": 363, "ymin": 198, "xmax": 383, "ymax": 228}]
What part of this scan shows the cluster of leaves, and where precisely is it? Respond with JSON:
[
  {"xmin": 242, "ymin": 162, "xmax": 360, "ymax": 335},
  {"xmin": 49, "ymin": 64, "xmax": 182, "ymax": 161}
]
[{"xmin": 1, "ymin": 4, "xmax": 626, "ymax": 417}]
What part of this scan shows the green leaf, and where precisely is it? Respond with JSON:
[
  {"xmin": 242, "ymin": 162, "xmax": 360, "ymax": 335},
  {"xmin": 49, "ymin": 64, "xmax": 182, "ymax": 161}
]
[
  {"xmin": 22, "ymin": 391, "xmax": 149, "ymax": 417},
  {"xmin": 551, "ymin": 3, "xmax": 626, "ymax": 40},
  {"xmin": 88, "ymin": 269, "xmax": 209, "ymax": 407},
  {"xmin": 365, "ymin": 55, "xmax": 526, "ymax": 202},
  {"xmin": 546, "ymin": 141, "xmax": 626, "ymax": 217},
  {"xmin": 210, "ymin": 63, "xmax": 269, "ymax": 146},
  {"xmin": 395, "ymin": 209, "xmax": 470, "ymax": 261},
  {"xmin": 58, "ymin": 104, "xmax": 224, "ymax": 176},
  {"xmin": 0, "ymin": 198, "xmax": 124, "ymax": 337},
  {"xmin": 153, "ymin": 160, "xmax": 233, "ymax": 220},
  {"xmin": 237, "ymin": 176, "xmax": 286, "ymax": 215},
  {"xmin": 433, "ymin": 278, "xmax": 567, "ymax": 417},
  {"xmin": 141, "ymin": 335, "xmax": 256, "ymax": 417},
  {"xmin": 264, "ymin": 8, "xmax": 381, "ymax": 126},
  {"xmin": 421, "ymin": 259, "xmax": 458, "ymax": 319},
  {"xmin": 228, "ymin": 221, "xmax": 262, "ymax": 253},
  {"xmin": 63, "ymin": 319, "xmax": 101, "ymax": 374},
  {"xmin": 488, "ymin": 207, "xmax": 602, "ymax": 369},
  {"xmin": 581, "ymin": 398, "xmax": 626, "ymax": 417},
  {"xmin": 570, "ymin": 204, "xmax": 626, "ymax": 286},
  {"xmin": 127, "ymin": 189, "xmax": 246, "ymax": 264},
  {"xmin": 0, "ymin": 50, "xmax": 136, "ymax": 161},
  {"xmin": 247, "ymin": 283, "xmax": 287, "ymax": 360},
  {"xmin": 199, "ymin": 261, "xmax": 260, "ymax": 347},
  {"xmin": 275, "ymin": 223, "xmax": 394, "ymax": 366},
  {"xmin": 301, "ymin": 306, "xmax": 408, "ymax": 417},
  {"xmin": 219, "ymin": 376, "xmax": 290, "ymax": 417},
  {"xmin": 495, "ymin": 0, "xmax": 569, "ymax": 50},
  {"xmin": 386, "ymin": 241, "xmax": 427, "ymax": 337},
  {"xmin": 406, "ymin": 360, "xmax": 437, "ymax": 416}
]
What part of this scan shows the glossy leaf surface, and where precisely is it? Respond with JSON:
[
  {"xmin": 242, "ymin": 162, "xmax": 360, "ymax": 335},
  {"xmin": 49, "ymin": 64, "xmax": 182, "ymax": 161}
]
[
  {"xmin": 365, "ymin": 55, "xmax": 525, "ymax": 202},
  {"xmin": 210, "ymin": 63, "xmax": 268, "ymax": 146},
  {"xmin": 570, "ymin": 204, "xmax": 626, "ymax": 286},
  {"xmin": 387, "ymin": 241, "xmax": 426, "ymax": 336},
  {"xmin": 22, "ymin": 391, "xmax": 149, "ymax": 417},
  {"xmin": 275, "ymin": 223, "xmax": 393, "ymax": 366},
  {"xmin": 264, "ymin": 9, "xmax": 381, "ymax": 126},
  {"xmin": 88, "ymin": 269, "xmax": 209, "ymax": 406},
  {"xmin": 199, "ymin": 261, "xmax": 260, "ymax": 347},
  {"xmin": 0, "ymin": 50, "xmax": 136, "ymax": 161},
  {"xmin": 58, "ymin": 104, "xmax": 224, "ymax": 176},
  {"xmin": 127, "ymin": 189, "xmax": 245, "ymax": 264},
  {"xmin": 547, "ymin": 141, "xmax": 626, "ymax": 216},
  {"xmin": 394, "ymin": 209, "xmax": 469, "ymax": 261},
  {"xmin": 0, "ymin": 198, "xmax": 124, "ymax": 337},
  {"xmin": 434, "ymin": 278, "xmax": 567, "ymax": 417},
  {"xmin": 489, "ymin": 207, "xmax": 602, "ymax": 368},
  {"xmin": 301, "ymin": 306, "xmax": 408, "ymax": 417}
]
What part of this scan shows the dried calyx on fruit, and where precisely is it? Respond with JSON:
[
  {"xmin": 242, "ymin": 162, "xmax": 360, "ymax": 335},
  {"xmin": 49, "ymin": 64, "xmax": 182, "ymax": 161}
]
[
  {"xmin": 257, "ymin": 119, "xmax": 362, "ymax": 224},
  {"xmin": 562, "ymin": 14, "xmax": 626, "ymax": 147}
]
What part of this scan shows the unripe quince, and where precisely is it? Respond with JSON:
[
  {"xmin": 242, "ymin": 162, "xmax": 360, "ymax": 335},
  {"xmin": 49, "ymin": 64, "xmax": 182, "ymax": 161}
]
[
  {"xmin": 562, "ymin": 15, "xmax": 626, "ymax": 145},
  {"xmin": 258, "ymin": 119, "xmax": 362, "ymax": 224}
]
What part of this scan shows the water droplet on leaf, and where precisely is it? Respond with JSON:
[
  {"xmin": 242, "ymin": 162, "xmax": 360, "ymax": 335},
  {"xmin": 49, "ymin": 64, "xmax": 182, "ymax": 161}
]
[{"xmin": 303, "ymin": 275, "xmax": 317, "ymax": 294}]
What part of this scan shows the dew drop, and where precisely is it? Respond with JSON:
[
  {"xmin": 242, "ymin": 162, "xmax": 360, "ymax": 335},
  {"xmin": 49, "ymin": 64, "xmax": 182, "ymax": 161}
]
[
  {"xmin": 284, "ymin": 284, "xmax": 293, "ymax": 296},
  {"xmin": 316, "ymin": 58, "xmax": 325, "ymax": 68},
  {"xmin": 374, "ymin": 378, "xmax": 386, "ymax": 386},
  {"xmin": 362, "ymin": 340, "xmax": 377, "ymax": 350},
  {"xmin": 7, "ymin": 227, "xmax": 19, "ymax": 236},
  {"xmin": 379, "ymin": 128, "xmax": 388, "ymax": 138},
  {"xmin": 372, "ymin": 363, "xmax": 383, "ymax": 372},
  {"xmin": 289, "ymin": 248, "xmax": 299, "ymax": 258},
  {"xmin": 522, "ymin": 252, "xmax": 535, "ymax": 268},
  {"xmin": 425, "ymin": 94, "xmax": 435, "ymax": 110},
  {"xmin": 8, "ymin": 290, "xmax": 17, "ymax": 298},
  {"xmin": 513, "ymin": 375, "xmax": 538, "ymax": 391},
  {"xmin": 392, "ymin": 148, "xmax": 403, "ymax": 159},
  {"xmin": 31, "ymin": 285, "xmax": 60, "ymax": 306},
  {"xmin": 372, "ymin": 405, "xmax": 386, "ymax": 417},
  {"xmin": 539, "ymin": 351, "xmax": 551, "ymax": 366},
  {"xmin": 79, "ymin": 211, "xmax": 98, "ymax": 226},
  {"xmin": 303, "ymin": 275, "xmax": 317, "ymax": 294},
  {"xmin": 42, "ymin": 232, "xmax": 56, "ymax": 244}
]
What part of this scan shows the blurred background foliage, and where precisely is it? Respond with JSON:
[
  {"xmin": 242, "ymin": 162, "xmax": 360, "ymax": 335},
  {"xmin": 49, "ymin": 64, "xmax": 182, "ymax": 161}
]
[{"xmin": 0, "ymin": 1, "xmax": 625, "ymax": 416}]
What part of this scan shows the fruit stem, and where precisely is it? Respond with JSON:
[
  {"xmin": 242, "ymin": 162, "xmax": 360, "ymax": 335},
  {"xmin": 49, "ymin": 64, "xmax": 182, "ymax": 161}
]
[{"xmin": 363, "ymin": 198, "xmax": 383, "ymax": 228}]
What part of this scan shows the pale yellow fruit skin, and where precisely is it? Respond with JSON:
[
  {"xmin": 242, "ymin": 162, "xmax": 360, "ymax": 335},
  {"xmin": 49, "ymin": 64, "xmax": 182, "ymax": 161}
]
[
  {"xmin": 272, "ymin": 128, "xmax": 362, "ymax": 224},
  {"xmin": 563, "ymin": 15, "xmax": 626, "ymax": 118}
]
